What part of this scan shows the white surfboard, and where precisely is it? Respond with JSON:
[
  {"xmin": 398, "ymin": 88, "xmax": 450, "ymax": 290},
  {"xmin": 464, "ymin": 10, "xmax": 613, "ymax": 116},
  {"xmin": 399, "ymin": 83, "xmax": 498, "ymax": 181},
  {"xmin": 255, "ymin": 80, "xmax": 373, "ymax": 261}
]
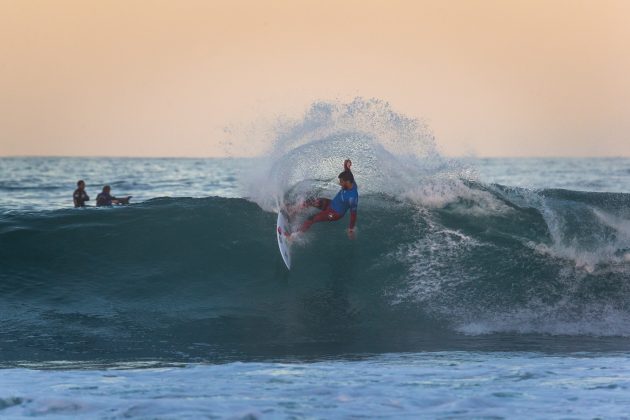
[{"xmin": 276, "ymin": 211, "xmax": 292, "ymax": 269}]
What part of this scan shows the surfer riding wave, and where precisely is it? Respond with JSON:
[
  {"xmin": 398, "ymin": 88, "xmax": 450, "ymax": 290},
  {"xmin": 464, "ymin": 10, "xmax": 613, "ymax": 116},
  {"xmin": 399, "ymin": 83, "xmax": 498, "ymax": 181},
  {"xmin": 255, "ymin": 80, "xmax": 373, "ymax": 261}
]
[{"xmin": 297, "ymin": 159, "xmax": 358, "ymax": 239}]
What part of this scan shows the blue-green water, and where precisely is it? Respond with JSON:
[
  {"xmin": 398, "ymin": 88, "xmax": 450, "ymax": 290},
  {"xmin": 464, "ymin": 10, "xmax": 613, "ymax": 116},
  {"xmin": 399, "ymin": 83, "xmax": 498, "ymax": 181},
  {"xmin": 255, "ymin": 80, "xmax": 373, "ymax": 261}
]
[{"xmin": 1, "ymin": 100, "xmax": 630, "ymax": 418}]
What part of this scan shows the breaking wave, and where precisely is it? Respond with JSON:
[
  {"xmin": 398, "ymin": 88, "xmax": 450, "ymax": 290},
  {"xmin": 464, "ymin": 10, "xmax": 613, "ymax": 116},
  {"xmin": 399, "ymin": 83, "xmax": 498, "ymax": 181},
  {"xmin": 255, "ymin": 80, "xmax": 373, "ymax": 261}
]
[{"xmin": 2, "ymin": 98, "xmax": 629, "ymax": 362}]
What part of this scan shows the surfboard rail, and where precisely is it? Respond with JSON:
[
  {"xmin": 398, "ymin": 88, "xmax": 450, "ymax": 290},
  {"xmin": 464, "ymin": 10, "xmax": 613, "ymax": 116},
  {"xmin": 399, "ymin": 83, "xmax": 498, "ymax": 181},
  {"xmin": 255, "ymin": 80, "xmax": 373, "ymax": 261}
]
[{"xmin": 276, "ymin": 211, "xmax": 292, "ymax": 269}]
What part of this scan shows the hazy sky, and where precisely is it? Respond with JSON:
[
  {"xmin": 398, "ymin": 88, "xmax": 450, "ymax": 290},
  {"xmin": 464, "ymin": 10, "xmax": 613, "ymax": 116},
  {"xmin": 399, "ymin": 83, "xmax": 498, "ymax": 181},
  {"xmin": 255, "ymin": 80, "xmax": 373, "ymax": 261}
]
[{"xmin": 1, "ymin": 0, "xmax": 629, "ymax": 157}]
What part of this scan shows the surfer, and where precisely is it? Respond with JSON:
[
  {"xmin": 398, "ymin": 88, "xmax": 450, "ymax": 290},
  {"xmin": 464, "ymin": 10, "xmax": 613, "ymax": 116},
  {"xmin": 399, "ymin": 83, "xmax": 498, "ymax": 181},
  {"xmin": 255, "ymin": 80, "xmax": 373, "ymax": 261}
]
[
  {"xmin": 96, "ymin": 185, "xmax": 131, "ymax": 207},
  {"xmin": 298, "ymin": 159, "xmax": 358, "ymax": 239},
  {"xmin": 73, "ymin": 180, "xmax": 90, "ymax": 208}
]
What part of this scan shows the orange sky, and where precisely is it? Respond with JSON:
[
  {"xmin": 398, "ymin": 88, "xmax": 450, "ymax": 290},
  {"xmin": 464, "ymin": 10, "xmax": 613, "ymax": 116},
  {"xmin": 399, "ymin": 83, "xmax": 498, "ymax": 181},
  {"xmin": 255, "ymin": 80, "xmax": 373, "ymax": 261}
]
[{"xmin": 1, "ymin": 0, "xmax": 629, "ymax": 157}]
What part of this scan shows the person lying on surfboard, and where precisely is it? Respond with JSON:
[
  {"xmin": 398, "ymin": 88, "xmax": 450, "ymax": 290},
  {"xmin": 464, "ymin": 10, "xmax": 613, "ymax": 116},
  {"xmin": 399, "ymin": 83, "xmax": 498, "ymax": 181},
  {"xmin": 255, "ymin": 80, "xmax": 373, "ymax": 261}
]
[
  {"xmin": 298, "ymin": 159, "xmax": 358, "ymax": 239},
  {"xmin": 96, "ymin": 185, "xmax": 132, "ymax": 207}
]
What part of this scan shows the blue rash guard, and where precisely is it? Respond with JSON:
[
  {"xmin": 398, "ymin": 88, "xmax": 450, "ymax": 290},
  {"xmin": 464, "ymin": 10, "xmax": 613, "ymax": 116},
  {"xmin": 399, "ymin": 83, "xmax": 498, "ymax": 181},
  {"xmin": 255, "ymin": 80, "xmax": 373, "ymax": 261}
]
[
  {"xmin": 298, "ymin": 181, "xmax": 359, "ymax": 233},
  {"xmin": 330, "ymin": 183, "xmax": 359, "ymax": 217}
]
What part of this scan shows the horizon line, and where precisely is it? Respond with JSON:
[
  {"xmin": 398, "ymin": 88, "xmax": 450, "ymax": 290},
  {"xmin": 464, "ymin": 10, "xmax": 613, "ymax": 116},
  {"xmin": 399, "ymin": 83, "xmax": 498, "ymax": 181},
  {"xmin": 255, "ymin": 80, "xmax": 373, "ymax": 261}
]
[{"xmin": 1, "ymin": 154, "xmax": 629, "ymax": 160}]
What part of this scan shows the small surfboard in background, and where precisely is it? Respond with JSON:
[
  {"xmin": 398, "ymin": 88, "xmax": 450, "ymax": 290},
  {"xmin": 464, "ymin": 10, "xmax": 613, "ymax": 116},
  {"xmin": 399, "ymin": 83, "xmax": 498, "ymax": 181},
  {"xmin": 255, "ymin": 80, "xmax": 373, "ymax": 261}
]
[
  {"xmin": 276, "ymin": 211, "xmax": 292, "ymax": 269},
  {"xmin": 117, "ymin": 196, "xmax": 132, "ymax": 205}
]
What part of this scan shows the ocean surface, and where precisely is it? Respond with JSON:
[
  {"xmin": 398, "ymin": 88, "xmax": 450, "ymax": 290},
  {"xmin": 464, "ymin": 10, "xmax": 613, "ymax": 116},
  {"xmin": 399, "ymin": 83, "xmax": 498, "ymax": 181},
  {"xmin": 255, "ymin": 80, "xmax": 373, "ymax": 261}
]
[{"xmin": 2, "ymin": 101, "xmax": 630, "ymax": 418}]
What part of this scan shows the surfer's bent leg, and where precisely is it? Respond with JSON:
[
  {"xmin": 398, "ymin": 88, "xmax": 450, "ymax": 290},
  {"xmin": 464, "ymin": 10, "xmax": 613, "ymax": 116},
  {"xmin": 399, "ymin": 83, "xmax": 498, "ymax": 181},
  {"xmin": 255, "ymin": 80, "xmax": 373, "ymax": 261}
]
[
  {"xmin": 299, "ymin": 207, "xmax": 341, "ymax": 232},
  {"xmin": 287, "ymin": 198, "xmax": 330, "ymax": 216},
  {"xmin": 304, "ymin": 198, "xmax": 330, "ymax": 210}
]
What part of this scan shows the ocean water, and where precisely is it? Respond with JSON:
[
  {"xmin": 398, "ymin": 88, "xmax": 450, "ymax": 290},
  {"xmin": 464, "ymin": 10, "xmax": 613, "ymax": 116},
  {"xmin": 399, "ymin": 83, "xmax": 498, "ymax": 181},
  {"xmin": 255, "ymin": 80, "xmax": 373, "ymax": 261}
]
[{"xmin": 2, "ymin": 100, "xmax": 630, "ymax": 418}]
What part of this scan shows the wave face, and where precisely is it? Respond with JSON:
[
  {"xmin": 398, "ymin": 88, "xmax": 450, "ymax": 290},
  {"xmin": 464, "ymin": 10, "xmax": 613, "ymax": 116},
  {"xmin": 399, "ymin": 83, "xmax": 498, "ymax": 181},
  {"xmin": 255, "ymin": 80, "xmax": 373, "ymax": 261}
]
[
  {"xmin": 2, "ymin": 186, "xmax": 630, "ymax": 362},
  {"xmin": 2, "ymin": 99, "xmax": 630, "ymax": 362}
]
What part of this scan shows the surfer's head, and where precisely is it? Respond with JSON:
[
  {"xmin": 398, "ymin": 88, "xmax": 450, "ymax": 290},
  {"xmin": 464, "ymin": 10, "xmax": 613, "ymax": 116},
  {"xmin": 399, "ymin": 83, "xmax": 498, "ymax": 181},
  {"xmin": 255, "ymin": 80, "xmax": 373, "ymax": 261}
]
[
  {"xmin": 77, "ymin": 180, "xmax": 85, "ymax": 189},
  {"xmin": 102, "ymin": 185, "xmax": 111, "ymax": 193},
  {"xmin": 338, "ymin": 171, "xmax": 354, "ymax": 189}
]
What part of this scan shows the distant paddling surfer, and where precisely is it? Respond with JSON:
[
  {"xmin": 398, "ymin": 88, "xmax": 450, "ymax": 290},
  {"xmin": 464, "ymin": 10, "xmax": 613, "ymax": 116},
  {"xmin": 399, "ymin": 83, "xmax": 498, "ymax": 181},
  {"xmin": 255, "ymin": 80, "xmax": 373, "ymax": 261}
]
[
  {"xmin": 298, "ymin": 159, "xmax": 358, "ymax": 239},
  {"xmin": 73, "ymin": 180, "xmax": 90, "ymax": 207},
  {"xmin": 96, "ymin": 185, "xmax": 131, "ymax": 207}
]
